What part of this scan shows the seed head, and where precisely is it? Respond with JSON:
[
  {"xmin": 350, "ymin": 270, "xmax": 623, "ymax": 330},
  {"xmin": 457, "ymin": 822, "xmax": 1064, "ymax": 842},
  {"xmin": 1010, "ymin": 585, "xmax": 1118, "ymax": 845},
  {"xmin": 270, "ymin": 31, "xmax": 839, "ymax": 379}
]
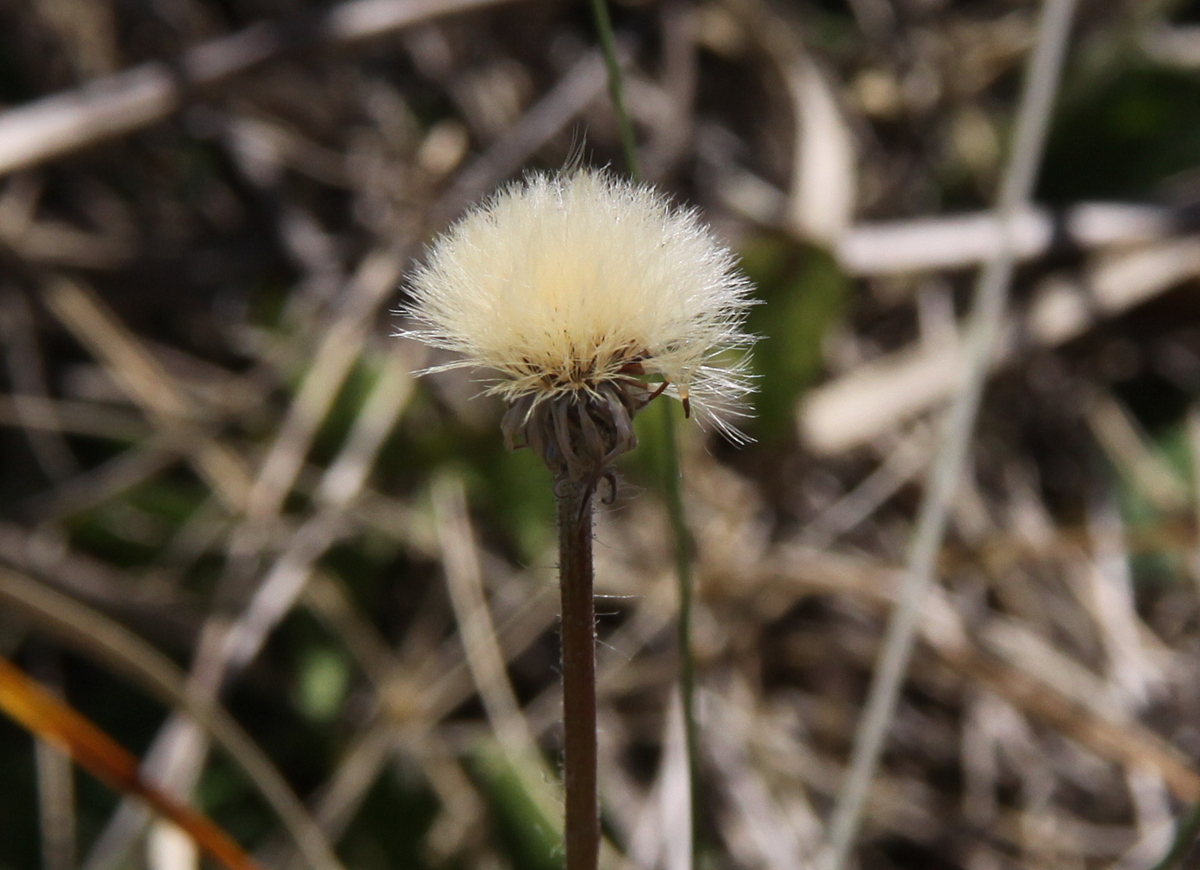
[{"xmin": 402, "ymin": 168, "xmax": 755, "ymax": 482}]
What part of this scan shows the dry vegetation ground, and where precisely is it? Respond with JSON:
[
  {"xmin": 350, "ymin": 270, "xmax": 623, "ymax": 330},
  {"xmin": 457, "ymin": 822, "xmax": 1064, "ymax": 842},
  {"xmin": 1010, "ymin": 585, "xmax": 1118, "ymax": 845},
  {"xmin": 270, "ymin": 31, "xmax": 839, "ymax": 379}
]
[{"xmin": 3, "ymin": 0, "xmax": 1200, "ymax": 868}]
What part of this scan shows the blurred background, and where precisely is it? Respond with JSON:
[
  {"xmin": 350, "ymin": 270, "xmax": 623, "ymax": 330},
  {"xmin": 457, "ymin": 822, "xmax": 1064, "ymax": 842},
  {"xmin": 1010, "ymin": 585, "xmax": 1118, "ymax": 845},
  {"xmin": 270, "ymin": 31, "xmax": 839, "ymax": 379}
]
[{"xmin": 2, "ymin": 0, "xmax": 1200, "ymax": 868}]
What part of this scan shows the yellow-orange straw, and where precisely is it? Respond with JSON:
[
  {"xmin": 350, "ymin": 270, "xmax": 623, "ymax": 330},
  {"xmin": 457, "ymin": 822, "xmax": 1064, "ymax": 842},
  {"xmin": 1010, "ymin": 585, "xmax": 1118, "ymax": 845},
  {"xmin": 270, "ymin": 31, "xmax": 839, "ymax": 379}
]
[{"xmin": 0, "ymin": 656, "xmax": 265, "ymax": 870}]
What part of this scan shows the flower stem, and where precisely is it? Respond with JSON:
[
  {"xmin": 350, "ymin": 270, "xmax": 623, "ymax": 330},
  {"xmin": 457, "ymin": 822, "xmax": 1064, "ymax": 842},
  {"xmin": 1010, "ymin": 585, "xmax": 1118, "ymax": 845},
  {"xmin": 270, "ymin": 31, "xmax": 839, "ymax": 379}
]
[{"xmin": 556, "ymin": 479, "xmax": 598, "ymax": 870}]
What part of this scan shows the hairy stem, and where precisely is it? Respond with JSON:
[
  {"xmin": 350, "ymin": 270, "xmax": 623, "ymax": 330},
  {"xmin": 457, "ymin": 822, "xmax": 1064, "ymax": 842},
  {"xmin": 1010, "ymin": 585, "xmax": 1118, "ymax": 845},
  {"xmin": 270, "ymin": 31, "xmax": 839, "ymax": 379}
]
[{"xmin": 557, "ymin": 480, "xmax": 598, "ymax": 870}]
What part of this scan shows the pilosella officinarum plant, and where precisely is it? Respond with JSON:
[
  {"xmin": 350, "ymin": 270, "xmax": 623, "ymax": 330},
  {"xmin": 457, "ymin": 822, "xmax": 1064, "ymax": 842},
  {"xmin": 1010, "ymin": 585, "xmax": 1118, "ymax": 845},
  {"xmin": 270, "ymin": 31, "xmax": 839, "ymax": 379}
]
[{"xmin": 401, "ymin": 167, "xmax": 755, "ymax": 870}]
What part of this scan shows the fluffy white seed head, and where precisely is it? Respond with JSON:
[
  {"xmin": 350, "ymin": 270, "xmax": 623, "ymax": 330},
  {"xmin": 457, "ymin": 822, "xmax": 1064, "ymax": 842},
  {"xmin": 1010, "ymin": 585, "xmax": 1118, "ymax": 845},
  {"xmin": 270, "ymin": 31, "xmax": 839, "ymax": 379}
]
[{"xmin": 402, "ymin": 168, "xmax": 756, "ymax": 439}]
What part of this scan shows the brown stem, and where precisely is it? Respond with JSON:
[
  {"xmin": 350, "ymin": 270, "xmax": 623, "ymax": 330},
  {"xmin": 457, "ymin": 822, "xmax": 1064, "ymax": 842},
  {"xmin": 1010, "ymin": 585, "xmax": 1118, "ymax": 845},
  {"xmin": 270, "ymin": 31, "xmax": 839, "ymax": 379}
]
[{"xmin": 557, "ymin": 479, "xmax": 598, "ymax": 870}]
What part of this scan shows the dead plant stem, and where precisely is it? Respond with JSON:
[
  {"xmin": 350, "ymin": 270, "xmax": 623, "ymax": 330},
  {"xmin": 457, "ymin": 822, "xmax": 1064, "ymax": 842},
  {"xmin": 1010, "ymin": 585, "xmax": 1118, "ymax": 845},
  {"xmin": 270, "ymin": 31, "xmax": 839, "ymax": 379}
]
[{"xmin": 818, "ymin": 0, "xmax": 1078, "ymax": 866}]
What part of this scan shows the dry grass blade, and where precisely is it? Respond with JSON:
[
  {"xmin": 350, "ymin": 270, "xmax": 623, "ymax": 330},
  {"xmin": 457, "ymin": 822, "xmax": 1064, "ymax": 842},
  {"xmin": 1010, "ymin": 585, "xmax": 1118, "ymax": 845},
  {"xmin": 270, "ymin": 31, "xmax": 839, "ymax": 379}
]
[
  {"xmin": 0, "ymin": 656, "xmax": 263, "ymax": 870},
  {"xmin": 26, "ymin": 432, "xmax": 182, "ymax": 522},
  {"xmin": 28, "ymin": 651, "xmax": 77, "ymax": 870},
  {"xmin": 0, "ymin": 567, "xmax": 347, "ymax": 870},
  {"xmin": 43, "ymin": 276, "xmax": 251, "ymax": 511},
  {"xmin": 803, "ymin": 237, "xmax": 1200, "ymax": 453},
  {"xmin": 704, "ymin": 681, "xmax": 813, "ymax": 869},
  {"xmin": 433, "ymin": 476, "xmax": 540, "ymax": 757},
  {"xmin": 219, "ymin": 345, "xmax": 418, "ymax": 676},
  {"xmin": 798, "ymin": 424, "xmax": 932, "ymax": 549},
  {"xmin": 620, "ymin": 690, "xmax": 692, "ymax": 870},
  {"xmin": 755, "ymin": 545, "xmax": 1200, "ymax": 802},
  {"xmin": 431, "ymin": 476, "xmax": 561, "ymax": 820},
  {"xmin": 89, "ymin": 339, "xmax": 419, "ymax": 868},
  {"xmin": 83, "ymin": 333, "xmax": 417, "ymax": 868},
  {"xmin": 726, "ymin": 0, "xmax": 857, "ymax": 246},
  {"xmin": 0, "ymin": 394, "xmax": 147, "ymax": 441},
  {"xmin": 0, "ymin": 0, "xmax": 519, "ymax": 177},
  {"xmin": 0, "ymin": 288, "xmax": 77, "ymax": 479},
  {"xmin": 835, "ymin": 203, "xmax": 1175, "ymax": 275},
  {"xmin": 819, "ymin": 0, "xmax": 1079, "ymax": 850},
  {"xmin": 247, "ymin": 249, "xmax": 404, "ymax": 521}
]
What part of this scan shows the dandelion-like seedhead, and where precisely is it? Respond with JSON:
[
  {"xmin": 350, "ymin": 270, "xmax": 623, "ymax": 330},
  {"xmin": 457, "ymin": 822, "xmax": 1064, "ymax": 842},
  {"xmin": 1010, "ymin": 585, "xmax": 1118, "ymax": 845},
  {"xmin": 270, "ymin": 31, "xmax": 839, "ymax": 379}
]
[{"xmin": 402, "ymin": 168, "xmax": 755, "ymax": 483}]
